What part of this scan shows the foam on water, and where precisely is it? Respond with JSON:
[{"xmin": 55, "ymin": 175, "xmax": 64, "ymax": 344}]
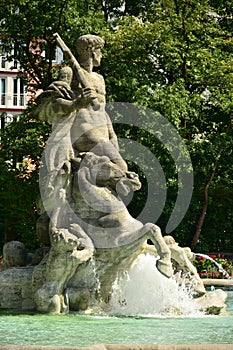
[{"xmin": 109, "ymin": 253, "xmax": 203, "ymax": 317}]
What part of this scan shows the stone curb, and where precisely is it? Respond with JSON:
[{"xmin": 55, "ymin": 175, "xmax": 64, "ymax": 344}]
[
  {"xmin": 0, "ymin": 344, "xmax": 233, "ymax": 350},
  {"xmin": 202, "ymin": 279, "xmax": 233, "ymax": 289}
]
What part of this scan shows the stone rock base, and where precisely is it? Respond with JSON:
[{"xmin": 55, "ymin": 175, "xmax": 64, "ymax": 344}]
[
  {"xmin": 0, "ymin": 267, "xmax": 35, "ymax": 311},
  {"xmin": 196, "ymin": 289, "xmax": 228, "ymax": 315},
  {"xmin": 0, "ymin": 266, "xmax": 229, "ymax": 315}
]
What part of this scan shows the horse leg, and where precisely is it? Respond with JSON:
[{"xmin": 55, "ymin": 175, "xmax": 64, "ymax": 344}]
[
  {"xmin": 143, "ymin": 223, "xmax": 173, "ymax": 278},
  {"xmin": 116, "ymin": 222, "xmax": 173, "ymax": 278}
]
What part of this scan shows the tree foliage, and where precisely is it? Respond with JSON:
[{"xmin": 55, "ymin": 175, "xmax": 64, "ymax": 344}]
[
  {"xmin": 0, "ymin": 112, "xmax": 51, "ymax": 249},
  {"xmin": 0, "ymin": 0, "xmax": 232, "ymax": 252}
]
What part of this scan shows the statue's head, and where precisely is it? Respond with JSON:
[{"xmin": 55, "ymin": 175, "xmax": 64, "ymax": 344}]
[
  {"xmin": 58, "ymin": 66, "xmax": 73, "ymax": 84},
  {"xmin": 76, "ymin": 34, "xmax": 105, "ymax": 67},
  {"xmin": 164, "ymin": 235, "xmax": 176, "ymax": 246}
]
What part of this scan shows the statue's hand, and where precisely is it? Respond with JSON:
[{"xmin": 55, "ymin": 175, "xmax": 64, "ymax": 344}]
[
  {"xmin": 69, "ymin": 223, "xmax": 94, "ymax": 249},
  {"xmin": 126, "ymin": 171, "xmax": 141, "ymax": 191},
  {"xmin": 115, "ymin": 171, "xmax": 141, "ymax": 196},
  {"xmin": 50, "ymin": 227, "xmax": 80, "ymax": 252},
  {"xmin": 82, "ymin": 87, "xmax": 98, "ymax": 106}
]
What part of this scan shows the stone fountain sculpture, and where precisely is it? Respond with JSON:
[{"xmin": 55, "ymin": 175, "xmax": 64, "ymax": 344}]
[
  {"xmin": 0, "ymin": 33, "xmax": 227, "ymax": 315},
  {"xmin": 32, "ymin": 33, "xmax": 175, "ymax": 313}
]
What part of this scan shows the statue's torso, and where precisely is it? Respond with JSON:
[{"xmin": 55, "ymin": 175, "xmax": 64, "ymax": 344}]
[{"xmin": 71, "ymin": 70, "xmax": 110, "ymax": 153}]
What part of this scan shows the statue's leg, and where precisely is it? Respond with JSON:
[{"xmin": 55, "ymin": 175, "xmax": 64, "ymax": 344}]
[
  {"xmin": 117, "ymin": 223, "xmax": 173, "ymax": 278},
  {"xmin": 144, "ymin": 223, "xmax": 173, "ymax": 278},
  {"xmin": 34, "ymin": 249, "xmax": 71, "ymax": 314},
  {"xmin": 34, "ymin": 229, "xmax": 80, "ymax": 314},
  {"xmin": 96, "ymin": 141, "xmax": 128, "ymax": 173},
  {"xmin": 171, "ymin": 249, "xmax": 206, "ymax": 295},
  {"xmin": 34, "ymin": 282, "xmax": 67, "ymax": 314}
]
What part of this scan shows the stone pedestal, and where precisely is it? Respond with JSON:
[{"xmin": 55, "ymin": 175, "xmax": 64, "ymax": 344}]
[{"xmin": 0, "ymin": 267, "xmax": 35, "ymax": 310}]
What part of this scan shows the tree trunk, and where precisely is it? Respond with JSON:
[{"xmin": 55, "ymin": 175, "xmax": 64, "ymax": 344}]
[
  {"xmin": 190, "ymin": 172, "xmax": 214, "ymax": 250},
  {"xmin": 190, "ymin": 123, "xmax": 231, "ymax": 250}
]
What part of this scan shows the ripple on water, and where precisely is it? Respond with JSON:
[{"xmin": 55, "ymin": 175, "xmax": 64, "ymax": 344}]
[{"xmin": 0, "ymin": 305, "xmax": 233, "ymax": 346}]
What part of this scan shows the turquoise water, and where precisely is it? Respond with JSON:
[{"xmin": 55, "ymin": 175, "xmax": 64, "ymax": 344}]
[{"xmin": 0, "ymin": 291, "xmax": 233, "ymax": 346}]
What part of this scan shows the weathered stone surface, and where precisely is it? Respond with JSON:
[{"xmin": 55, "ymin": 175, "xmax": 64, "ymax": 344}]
[
  {"xmin": 67, "ymin": 288, "xmax": 90, "ymax": 311},
  {"xmin": 36, "ymin": 213, "xmax": 50, "ymax": 246},
  {"xmin": 196, "ymin": 289, "xmax": 228, "ymax": 315},
  {"xmin": 30, "ymin": 33, "xmax": 174, "ymax": 313},
  {"xmin": 31, "ymin": 228, "xmax": 94, "ymax": 313},
  {"xmin": 3, "ymin": 241, "xmax": 28, "ymax": 268},
  {"xmin": 163, "ymin": 236, "xmax": 206, "ymax": 296},
  {"xmin": 31, "ymin": 247, "xmax": 50, "ymax": 266},
  {"xmin": 0, "ymin": 267, "xmax": 35, "ymax": 310}
]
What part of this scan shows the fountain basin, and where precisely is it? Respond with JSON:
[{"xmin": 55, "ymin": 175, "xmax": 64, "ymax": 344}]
[
  {"xmin": 0, "ymin": 345, "xmax": 233, "ymax": 350},
  {"xmin": 0, "ymin": 292, "xmax": 233, "ymax": 347},
  {"xmin": 203, "ymin": 278, "xmax": 233, "ymax": 290}
]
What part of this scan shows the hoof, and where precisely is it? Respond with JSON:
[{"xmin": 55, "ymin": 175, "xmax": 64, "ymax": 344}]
[
  {"xmin": 156, "ymin": 260, "xmax": 173, "ymax": 278},
  {"xmin": 195, "ymin": 282, "xmax": 206, "ymax": 296}
]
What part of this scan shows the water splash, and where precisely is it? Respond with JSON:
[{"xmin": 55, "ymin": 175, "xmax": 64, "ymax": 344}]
[
  {"xmin": 109, "ymin": 253, "xmax": 203, "ymax": 317},
  {"xmin": 89, "ymin": 256, "xmax": 103, "ymax": 303},
  {"xmin": 195, "ymin": 253, "xmax": 232, "ymax": 279}
]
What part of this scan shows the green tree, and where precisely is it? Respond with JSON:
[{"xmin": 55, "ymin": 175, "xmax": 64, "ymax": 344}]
[
  {"xmin": 0, "ymin": 0, "xmax": 106, "ymax": 90},
  {"xmin": 103, "ymin": 1, "xmax": 233, "ymax": 251},
  {"xmin": 0, "ymin": 112, "xmax": 51, "ymax": 249},
  {"xmin": 0, "ymin": 0, "xmax": 107, "ymax": 250}
]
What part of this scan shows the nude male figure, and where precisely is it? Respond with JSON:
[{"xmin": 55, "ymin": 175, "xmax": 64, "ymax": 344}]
[{"xmin": 69, "ymin": 34, "xmax": 128, "ymax": 173}]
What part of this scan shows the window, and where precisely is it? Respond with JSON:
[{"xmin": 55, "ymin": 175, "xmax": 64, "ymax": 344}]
[
  {"xmin": 20, "ymin": 78, "xmax": 24, "ymax": 106},
  {"xmin": 44, "ymin": 44, "xmax": 63, "ymax": 64},
  {"xmin": 0, "ymin": 78, "xmax": 6, "ymax": 105},
  {"xmin": 13, "ymin": 78, "xmax": 17, "ymax": 105},
  {"xmin": 13, "ymin": 77, "xmax": 26, "ymax": 106},
  {"xmin": 0, "ymin": 47, "xmax": 6, "ymax": 69}
]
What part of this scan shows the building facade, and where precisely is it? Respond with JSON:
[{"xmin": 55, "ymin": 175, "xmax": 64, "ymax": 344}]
[
  {"xmin": 0, "ymin": 45, "xmax": 27, "ymax": 129},
  {"xmin": 0, "ymin": 43, "xmax": 63, "ymax": 129}
]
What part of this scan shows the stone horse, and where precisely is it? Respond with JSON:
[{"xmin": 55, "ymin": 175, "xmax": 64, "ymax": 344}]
[{"xmin": 34, "ymin": 151, "xmax": 174, "ymax": 312}]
